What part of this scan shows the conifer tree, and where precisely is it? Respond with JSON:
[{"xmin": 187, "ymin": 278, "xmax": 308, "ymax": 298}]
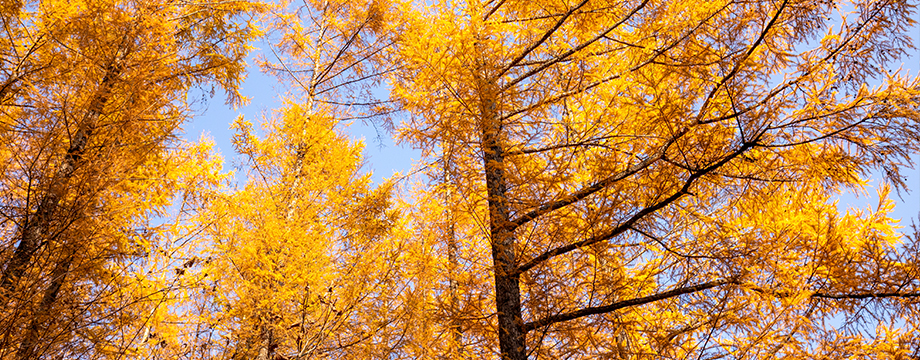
[{"xmin": 390, "ymin": 0, "xmax": 920, "ymax": 358}]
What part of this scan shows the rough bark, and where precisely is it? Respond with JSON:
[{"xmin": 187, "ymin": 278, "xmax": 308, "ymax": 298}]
[
  {"xmin": 0, "ymin": 129, "xmax": 87, "ymax": 296},
  {"xmin": 256, "ymin": 322, "xmax": 275, "ymax": 360},
  {"xmin": 478, "ymin": 78, "xmax": 525, "ymax": 360},
  {"xmin": 1, "ymin": 191, "xmax": 59, "ymax": 296}
]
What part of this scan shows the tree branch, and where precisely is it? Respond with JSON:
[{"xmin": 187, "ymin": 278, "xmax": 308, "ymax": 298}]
[
  {"xmin": 498, "ymin": 0, "xmax": 591, "ymax": 77},
  {"xmin": 524, "ymin": 280, "xmax": 920, "ymax": 334},
  {"xmin": 499, "ymin": 0, "xmax": 733, "ymax": 123},
  {"xmin": 524, "ymin": 278, "xmax": 738, "ymax": 333},
  {"xmin": 813, "ymin": 292, "xmax": 920, "ymax": 300},
  {"xmin": 483, "ymin": 0, "xmax": 508, "ymax": 22},
  {"xmin": 500, "ymin": 0, "xmax": 651, "ymax": 91},
  {"xmin": 516, "ymin": 138, "xmax": 759, "ymax": 274},
  {"xmin": 505, "ymin": 136, "xmax": 622, "ymax": 156},
  {"xmin": 747, "ymin": 286, "xmax": 920, "ymax": 300},
  {"xmin": 694, "ymin": 0, "xmax": 788, "ymax": 122},
  {"xmin": 507, "ymin": 128, "xmax": 688, "ymax": 231}
]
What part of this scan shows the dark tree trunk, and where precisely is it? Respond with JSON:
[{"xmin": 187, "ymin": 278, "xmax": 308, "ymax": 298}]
[
  {"xmin": 15, "ymin": 252, "xmax": 73, "ymax": 360},
  {"xmin": 479, "ymin": 83, "xmax": 526, "ymax": 360},
  {"xmin": 1, "ymin": 63, "xmax": 118, "ymax": 299}
]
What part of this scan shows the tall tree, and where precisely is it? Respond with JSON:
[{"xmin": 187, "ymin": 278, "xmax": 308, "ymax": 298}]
[
  {"xmin": 186, "ymin": 104, "xmax": 405, "ymax": 360},
  {"xmin": 390, "ymin": 0, "xmax": 920, "ymax": 358},
  {"xmin": 0, "ymin": 0, "xmax": 260, "ymax": 358},
  {"xmin": 150, "ymin": 0, "xmax": 414, "ymax": 359}
]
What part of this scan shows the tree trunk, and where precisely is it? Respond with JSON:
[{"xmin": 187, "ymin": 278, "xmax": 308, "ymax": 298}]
[
  {"xmin": 445, "ymin": 162, "xmax": 463, "ymax": 356},
  {"xmin": 447, "ymin": 222, "xmax": 462, "ymax": 354},
  {"xmin": 479, "ymin": 81, "xmax": 526, "ymax": 360},
  {"xmin": 0, "ymin": 127, "xmax": 90, "ymax": 297},
  {"xmin": 249, "ymin": 97, "xmax": 317, "ymax": 360},
  {"xmin": 1, "ymin": 59, "xmax": 119, "ymax": 360},
  {"xmin": 1, "ymin": 192, "xmax": 58, "ymax": 296},
  {"xmin": 15, "ymin": 251, "xmax": 74, "ymax": 360},
  {"xmin": 1, "ymin": 62, "xmax": 118, "ymax": 300},
  {"xmin": 256, "ymin": 322, "xmax": 275, "ymax": 360}
]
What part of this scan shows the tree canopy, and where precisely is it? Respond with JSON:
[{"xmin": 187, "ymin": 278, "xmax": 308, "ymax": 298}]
[{"xmin": 1, "ymin": 0, "xmax": 919, "ymax": 359}]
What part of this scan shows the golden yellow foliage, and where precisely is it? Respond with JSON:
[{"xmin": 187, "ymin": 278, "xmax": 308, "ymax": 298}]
[
  {"xmin": 0, "ymin": 0, "xmax": 262, "ymax": 358},
  {"xmin": 389, "ymin": 0, "xmax": 920, "ymax": 358},
  {"xmin": 2, "ymin": 0, "xmax": 919, "ymax": 359}
]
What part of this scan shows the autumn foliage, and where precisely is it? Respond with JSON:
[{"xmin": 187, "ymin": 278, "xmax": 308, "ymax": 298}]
[{"xmin": 1, "ymin": 0, "xmax": 920, "ymax": 359}]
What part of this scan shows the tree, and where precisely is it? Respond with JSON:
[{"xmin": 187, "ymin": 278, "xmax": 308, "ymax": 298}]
[
  {"xmin": 141, "ymin": 0, "xmax": 414, "ymax": 359},
  {"xmin": 0, "ymin": 0, "xmax": 260, "ymax": 358},
  {"xmin": 4, "ymin": 0, "xmax": 919, "ymax": 358},
  {"xmin": 390, "ymin": 0, "xmax": 920, "ymax": 358},
  {"xmin": 403, "ymin": 176, "xmax": 508, "ymax": 359},
  {"xmin": 174, "ymin": 104, "xmax": 405, "ymax": 360}
]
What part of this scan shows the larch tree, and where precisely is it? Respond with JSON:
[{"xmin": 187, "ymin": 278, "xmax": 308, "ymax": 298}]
[
  {"xmin": 0, "ymin": 0, "xmax": 261, "ymax": 358},
  {"xmin": 3, "ymin": 0, "xmax": 920, "ymax": 359},
  {"xmin": 158, "ymin": 0, "xmax": 413, "ymax": 359},
  {"xmin": 390, "ymin": 0, "xmax": 920, "ymax": 359},
  {"xmin": 188, "ymin": 105, "xmax": 405, "ymax": 360},
  {"xmin": 401, "ymin": 175, "xmax": 506, "ymax": 359}
]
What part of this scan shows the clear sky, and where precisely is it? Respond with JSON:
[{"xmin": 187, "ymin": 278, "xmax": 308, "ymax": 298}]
[
  {"xmin": 184, "ymin": 24, "xmax": 919, "ymax": 228},
  {"xmin": 183, "ymin": 53, "xmax": 419, "ymax": 187}
]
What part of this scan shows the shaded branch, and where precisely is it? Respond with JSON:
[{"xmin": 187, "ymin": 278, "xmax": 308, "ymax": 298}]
[
  {"xmin": 482, "ymin": 0, "xmax": 507, "ymax": 22},
  {"xmin": 629, "ymin": 226, "xmax": 726, "ymax": 260},
  {"xmin": 508, "ymin": 128, "xmax": 688, "ymax": 231},
  {"xmin": 521, "ymin": 277, "xmax": 918, "ymax": 334},
  {"xmin": 516, "ymin": 138, "xmax": 759, "ymax": 274},
  {"xmin": 813, "ymin": 292, "xmax": 920, "ymax": 300},
  {"xmin": 524, "ymin": 278, "xmax": 738, "ymax": 333},
  {"xmin": 499, "ymin": 0, "xmax": 733, "ymax": 122},
  {"xmin": 747, "ymin": 286, "xmax": 920, "ymax": 300},
  {"xmin": 313, "ymin": 17, "xmax": 371, "ymax": 88},
  {"xmin": 506, "ymin": 135, "xmax": 643, "ymax": 156},
  {"xmin": 500, "ymin": 0, "xmax": 651, "ymax": 91},
  {"xmin": 694, "ymin": 0, "xmax": 788, "ymax": 122}
]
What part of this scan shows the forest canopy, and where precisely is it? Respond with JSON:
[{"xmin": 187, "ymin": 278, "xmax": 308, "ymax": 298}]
[{"xmin": 1, "ymin": 0, "xmax": 920, "ymax": 359}]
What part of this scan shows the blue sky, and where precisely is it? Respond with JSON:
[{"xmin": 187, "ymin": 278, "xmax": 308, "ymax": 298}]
[{"xmin": 183, "ymin": 58, "xmax": 419, "ymax": 186}]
